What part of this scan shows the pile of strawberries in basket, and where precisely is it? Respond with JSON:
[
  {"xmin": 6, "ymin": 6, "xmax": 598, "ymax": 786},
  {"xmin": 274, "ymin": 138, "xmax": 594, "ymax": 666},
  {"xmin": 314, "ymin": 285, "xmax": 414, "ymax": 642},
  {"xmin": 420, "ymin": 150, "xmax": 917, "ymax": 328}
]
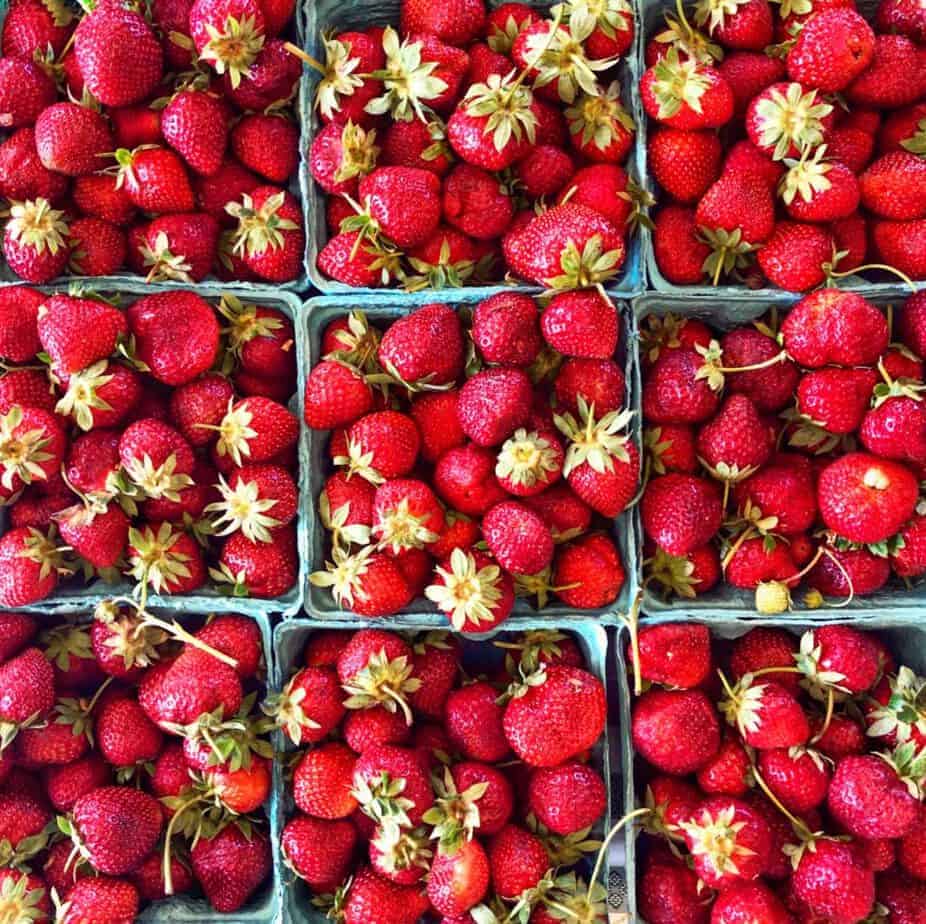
[
  {"xmin": 304, "ymin": 296, "xmax": 636, "ymax": 621},
  {"xmin": 0, "ymin": 285, "xmax": 300, "ymax": 607},
  {"xmin": 631, "ymin": 621, "xmax": 926, "ymax": 924},
  {"xmin": 0, "ymin": 608, "xmax": 274, "ymax": 920},
  {"xmin": 641, "ymin": 287, "xmax": 926, "ymax": 610},
  {"xmin": 644, "ymin": 0, "xmax": 926, "ymax": 289},
  {"xmin": 0, "ymin": 0, "xmax": 305, "ymax": 284},
  {"xmin": 308, "ymin": 0, "xmax": 641, "ymax": 290},
  {"xmin": 277, "ymin": 627, "xmax": 610, "ymax": 923}
]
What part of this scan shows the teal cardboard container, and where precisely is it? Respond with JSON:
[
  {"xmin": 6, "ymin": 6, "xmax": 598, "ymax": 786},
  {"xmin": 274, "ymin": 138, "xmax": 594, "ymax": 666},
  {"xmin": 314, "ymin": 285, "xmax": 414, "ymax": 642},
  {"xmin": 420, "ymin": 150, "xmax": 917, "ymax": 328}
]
[
  {"xmin": 615, "ymin": 611, "xmax": 926, "ymax": 922},
  {"xmin": 633, "ymin": 289, "xmax": 926, "ymax": 620},
  {"xmin": 301, "ymin": 292, "xmax": 642, "ymax": 626},
  {"xmin": 298, "ymin": 0, "xmax": 645, "ymax": 297},
  {"xmin": 0, "ymin": 281, "xmax": 306, "ymax": 618},
  {"xmin": 30, "ymin": 604, "xmax": 281, "ymax": 923},
  {"xmin": 272, "ymin": 616, "xmax": 613, "ymax": 924},
  {"xmin": 0, "ymin": 2, "xmax": 308, "ymax": 293},
  {"xmin": 636, "ymin": 0, "xmax": 924, "ymax": 298}
]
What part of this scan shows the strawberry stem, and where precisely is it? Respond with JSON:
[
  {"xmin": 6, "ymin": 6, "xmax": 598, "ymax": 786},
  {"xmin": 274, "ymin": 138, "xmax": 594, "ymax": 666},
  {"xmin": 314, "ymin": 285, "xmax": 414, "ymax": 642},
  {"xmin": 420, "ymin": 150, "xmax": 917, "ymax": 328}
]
[
  {"xmin": 161, "ymin": 793, "xmax": 204, "ymax": 895},
  {"xmin": 282, "ymin": 41, "xmax": 326, "ymax": 74},
  {"xmin": 139, "ymin": 612, "xmax": 240, "ymax": 670},
  {"xmin": 810, "ymin": 687, "xmax": 835, "ymax": 744},
  {"xmin": 828, "ymin": 263, "xmax": 916, "ymax": 293},
  {"xmin": 585, "ymin": 807, "xmax": 650, "ymax": 905}
]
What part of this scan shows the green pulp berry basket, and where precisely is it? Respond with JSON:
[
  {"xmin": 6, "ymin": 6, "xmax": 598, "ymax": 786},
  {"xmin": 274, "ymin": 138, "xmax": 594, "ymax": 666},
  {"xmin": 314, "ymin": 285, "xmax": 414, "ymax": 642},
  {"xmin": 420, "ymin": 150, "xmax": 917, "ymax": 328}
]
[
  {"xmin": 271, "ymin": 616, "xmax": 614, "ymax": 924},
  {"xmin": 301, "ymin": 291, "xmax": 642, "ymax": 626},
  {"xmin": 636, "ymin": 0, "xmax": 925, "ymax": 298},
  {"xmin": 0, "ymin": 281, "xmax": 306, "ymax": 618},
  {"xmin": 297, "ymin": 0, "xmax": 646, "ymax": 297},
  {"xmin": 0, "ymin": 2, "xmax": 309, "ymax": 294},
  {"xmin": 30, "ymin": 604, "xmax": 281, "ymax": 923},
  {"xmin": 615, "ymin": 610, "xmax": 926, "ymax": 922},
  {"xmin": 633, "ymin": 288, "xmax": 926, "ymax": 621}
]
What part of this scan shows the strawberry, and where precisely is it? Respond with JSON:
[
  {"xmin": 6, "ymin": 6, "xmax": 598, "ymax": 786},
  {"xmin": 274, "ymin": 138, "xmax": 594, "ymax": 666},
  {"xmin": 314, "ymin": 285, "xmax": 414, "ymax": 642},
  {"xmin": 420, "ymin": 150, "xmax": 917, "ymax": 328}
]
[
  {"xmin": 829, "ymin": 754, "xmax": 920, "ymax": 840},
  {"xmin": 526, "ymin": 761, "xmax": 605, "ymax": 836},
  {"xmin": 38, "ymin": 293, "xmax": 128, "ymax": 377},
  {"xmin": 56, "ymin": 876, "xmax": 139, "ymax": 923},
  {"xmin": 109, "ymin": 105, "xmax": 163, "ymax": 149},
  {"xmin": 67, "ymin": 785, "xmax": 162, "ymax": 875},
  {"xmin": 310, "ymin": 120, "xmax": 379, "ymax": 196},
  {"xmin": 786, "ymin": 8, "xmax": 874, "ymax": 92},
  {"xmin": 3, "ymin": 198, "xmax": 70, "ymax": 283},
  {"xmin": 227, "ymin": 186, "xmax": 304, "ymax": 282},
  {"xmin": 734, "ymin": 460, "xmax": 817, "ymax": 535},
  {"xmin": 503, "ymin": 664, "xmax": 605, "ymax": 767},
  {"xmin": 697, "ymin": 393, "xmax": 772, "ymax": 481},
  {"xmin": 402, "ymin": 0, "xmax": 485, "ymax": 44},
  {"xmin": 169, "ymin": 373, "xmax": 235, "ymax": 448},
  {"xmin": 558, "ymin": 163, "xmax": 633, "ymax": 228},
  {"xmin": 817, "ymin": 452, "xmax": 918, "ymax": 545},
  {"xmin": 217, "ymin": 525, "xmax": 298, "ymax": 597},
  {"xmin": 317, "ymin": 231, "xmax": 403, "ymax": 287},
  {"xmin": 34, "ymin": 103, "xmax": 114, "ymax": 176},
  {"xmin": 780, "ymin": 147, "xmax": 860, "ymax": 222},
  {"xmin": 457, "ymin": 367, "xmax": 532, "ymax": 446},
  {"xmin": 282, "ymin": 814, "xmax": 356, "ymax": 891},
  {"xmin": 191, "ymin": 824, "xmax": 271, "ymax": 913},
  {"xmin": 442, "ymin": 163, "xmax": 513, "ymax": 240},
  {"xmin": 188, "ymin": 0, "xmax": 265, "ymax": 85},
  {"xmin": 652, "ymin": 204, "xmax": 713, "ymax": 284},
  {"xmin": 494, "ymin": 428, "xmax": 564, "ymax": 498},
  {"xmin": 847, "ymin": 35, "xmax": 926, "ymax": 109},
  {"xmin": 876, "ymin": 0, "xmax": 926, "ymax": 40},
  {"xmin": 872, "ymin": 218, "xmax": 926, "ymax": 279},
  {"xmin": 554, "ymin": 358, "xmax": 626, "ymax": 416},
  {"xmin": 111, "ymin": 150, "xmax": 198, "ymax": 224},
  {"xmin": 694, "ymin": 733, "xmax": 752, "ymax": 796},
  {"xmin": 380, "ymin": 117, "xmax": 452, "ymax": 176},
  {"xmin": 503, "ymin": 203, "xmax": 625, "ymax": 289},
  {"xmin": 74, "ymin": 0, "xmax": 163, "ymax": 106},
  {"xmin": 225, "ymin": 37, "xmax": 300, "ymax": 110},
  {"xmin": 95, "ymin": 696, "xmax": 164, "ymax": 769},
  {"xmin": 140, "ymin": 213, "xmax": 221, "ymax": 283},
  {"xmin": 207, "ymin": 463, "xmax": 296, "ymax": 542},
  {"xmin": 425, "ymin": 543, "xmax": 512, "ymax": 628},
  {"xmin": 712, "ymin": 881, "xmax": 793, "ymax": 924},
  {"xmin": 57, "ymin": 503, "xmax": 130, "ymax": 570},
  {"xmin": 648, "ymin": 128, "xmax": 722, "ymax": 204},
  {"xmin": 641, "ymin": 49, "xmax": 733, "ymax": 130},
  {"xmin": 638, "ymin": 850, "xmax": 712, "ymax": 924},
  {"xmin": 757, "ymin": 220, "xmax": 834, "ymax": 292},
  {"xmin": 0, "ymin": 526, "xmax": 63, "ymax": 607},
  {"xmin": 792, "ymin": 838, "xmax": 875, "ymax": 922},
  {"xmin": 68, "ymin": 217, "xmax": 127, "ymax": 277},
  {"xmin": 434, "ymin": 444, "xmax": 507, "ymax": 515},
  {"xmin": 160, "ymin": 89, "xmax": 229, "ymax": 179},
  {"xmin": 131, "ymin": 852, "xmax": 195, "ymax": 902},
  {"xmin": 194, "ymin": 161, "xmax": 261, "ymax": 225},
  {"xmin": 341, "ymin": 866, "xmax": 429, "ymax": 924},
  {"xmin": 758, "ymin": 746, "xmax": 830, "ymax": 814},
  {"xmin": 642, "ymin": 474, "xmax": 722, "ymax": 556},
  {"xmin": 514, "ymin": 145, "xmax": 574, "ymax": 199},
  {"xmin": 212, "ymin": 395, "xmax": 298, "ymax": 466},
  {"xmin": 565, "ymin": 82, "xmax": 634, "ymax": 163},
  {"xmin": 796, "ymin": 367, "xmax": 878, "ymax": 434},
  {"xmin": 0, "ymin": 58, "xmax": 55, "ymax": 128},
  {"xmin": 0, "ymin": 128, "xmax": 69, "ymax": 203},
  {"xmin": 409, "ymin": 391, "xmax": 465, "ymax": 464},
  {"xmin": 2, "ymin": 0, "xmax": 74, "ymax": 59},
  {"xmin": 482, "ymin": 500, "xmax": 553, "ymax": 576},
  {"xmin": 718, "ymin": 53, "xmax": 786, "ymax": 117},
  {"xmin": 860, "ymin": 152, "xmax": 926, "ymax": 221},
  {"xmin": 344, "ymin": 706, "xmax": 411, "ymax": 753},
  {"xmin": 471, "ymin": 293, "xmax": 541, "ymax": 366},
  {"xmin": 808, "ymin": 542, "xmax": 891, "ymax": 597},
  {"xmin": 721, "ymin": 674, "xmax": 809, "ymax": 749},
  {"xmin": 633, "ymin": 687, "xmax": 720, "ymax": 775},
  {"xmin": 304, "ymin": 360, "xmax": 373, "ymax": 431},
  {"xmin": 337, "ymin": 410, "xmax": 419, "ymax": 483},
  {"xmin": 231, "ymin": 113, "xmax": 298, "ymax": 184},
  {"xmin": 540, "ymin": 291, "xmax": 618, "ymax": 360},
  {"xmin": 127, "ymin": 521, "xmax": 207, "ymax": 595},
  {"xmin": 745, "ymin": 82, "xmax": 834, "ymax": 161},
  {"xmin": 892, "ymin": 516, "xmax": 926, "ymax": 578},
  {"xmin": 377, "ymin": 302, "xmax": 463, "ymax": 388},
  {"xmin": 782, "ymin": 290, "xmax": 888, "ymax": 368},
  {"xmin": 486, "ymin": 824, "xmax": 549, "ymax": 901},
  {"xmin": 0, "ymin": 404, "xmax": 66, "ymax": 497},
  {"xmin": 644, "ymin": 345, "xmax": 722, "ymax": 423},
  {"xmin": 636, "ymin": 622, "xmax": 712, "ymax": 689},
  {"xmin": 311, "ymin": 544, "xmax": 411, "ymax": 616},
  {"xmin": 444, "ymin": 680, "xmax": 509, "ymax": 762},
  {"xmin": 293, "ymin": 741, "xmax": 357, "ymax": 818}
]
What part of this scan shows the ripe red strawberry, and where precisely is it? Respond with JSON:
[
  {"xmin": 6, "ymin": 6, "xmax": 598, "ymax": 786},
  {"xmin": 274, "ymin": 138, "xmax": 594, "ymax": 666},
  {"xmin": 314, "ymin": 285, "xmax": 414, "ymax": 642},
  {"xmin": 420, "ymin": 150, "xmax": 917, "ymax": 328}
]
[
  {"xmin": 317, "ymin": 231, "xmax": 403, "ymax": 287},
  {"xmin": 633, "ymin": 688, "xmax": 720, "ymax": 774},
  {"xmin": 860, "ymin": 151, "xmax": 926, "ymax": 221},
  {"xmin": 559, "ymin": 163, "xmax": 633, "ymax": 228},
  {"xmin": 211, "ymin": 395, "xmax": 298, "ymax": 466},
  {"xmin": 67, "ymin": 217, "xmax": 127, "ymax": 277},
  {"xmin": 783, "ymin": 289, "xmax": 888, "ymax": 367},
  {"xmin": 565, "ymin": 82, "xmax": 634, "ymax": 163},
  {"xmin": 809, "ymin": 543, "xmax": 891, "ymax": 597},
  {"xmin": 57, "ymin": 876, "xmax": 140, "ymax": 923},
  {"xmin": 641, "ymin": 50, "xmax": 733, "ymax": 129},
  {"xmin": 526, "ymin": 761, "xmax": 605, "ymax": 836},
  {"xmin": 652, "ymin": 204, "xmax": 712, "ymax": 284},
  {"xmin": 796, "ymin": 367, "xmax": 878, "ymax": 435},
  {"xmin": 0, "ymin": 526, "xmax": 62, "ymax": 606},
  {"xmin": 554, "ymin": 358, "xmax": 626, "ymax": 416},
  {"xmin": 722, "ymin": 674, "xmax": 809, "ymax": 749},
  {"xmin": 0, "ymin": 404, "xmax": 66, "ymax": 498},
  {"xmin": 433, "ymin": 444, "xmax": 507, "ymax": 515},
  {"xmin": 377, "ymin": 303, "xmax": 463, "ymax": 388},
  {"xmin": 161, "ymin": 89, "xmax": 229, "ymax": 177},
  {"xmin": 402, "ymin": 0, "xmax": 485, "ymax": 44},
  {"xmin": 217, "ymin": 525, "xmax": 298, "ymax": 597},
  {"xmin": 379, "ymin": 117, "xmax": 452, "ymax": 176},
  {"xmin": 697, "ymin": 393, "xmax": 772, "ymax": 480},
  {"xmin": 718, "ymin": 53, "xmax": 786, "ymax": 117},
  {"xmin": 647, "ymin": 543, "xmax": 719, "ymax": 609},
  {"xmin": 503, "ymin": 203, "xmax": 625, "ymax": 289},
  {"xmin": 3, "ymin": 198, "xmax": 70, "ymax": 283},
  {"xmin": 792, "ymin": 838, "xmax": 875, "ymax": 922},
  {"xmin": 642, "ymin": 474, "xmax": 722, "ymax": 556},
  {"xmin": 190, "ymin": 824, "xmax": 271, "ymax": 913},
  {"xmin": 426, "ymin": 548, "xmax": 513, "ymax": 631},
  {"xmin": 0, "ymin": 128, "xmax": 69, "ymax": 203},
  {"xmin": 514, "ymin": 145, "xmax": 574, "ymax": 199},
  {"xmin": 409, "ymin": 391, "xmax": 465, "ymax": 464},
  {"xmin": 231, "ymin": 113, "xmax": 299, "ymax": 184},
  {"xmin": 304, "ymin": 360, "xmax": 373, "ymax": 431},
  {"xmin": 56, "ymin": 503, "xmax": 130, "ymax": 570},
  {"xmin": 872, "ymin": 218, "xmax": 926, "ymax": 279},
  {"xmin": 310, "ymin": 120, "xmax": 379, "ymax": 196},
  {"xmin": 2, "ymin": 0, "xmax": 74, "ymax": 59},
  {"xmin": 847, "ymin": 34, "xmax": 926, "ymax": 109},
  {"xmin": 643, "ymin": 346, "xmax": 721, "ymax": 423},
  {"xmin": 817, "ymin": 452, "xmax": 918, "ymax": 545},
  {"xmin": 282, "ymin": 814, "xmax": 356, "ymax": 892},
  {"xmin": 0, "ymin": 58, "xmax": 55, "ymax": 128},
  {"xmin": 472, "ymin": 293, "xmax": 542, "ymax": 366},
  {"xmin": 293, "ymin": 741, "xmax": 357, "ymax": 819},
  {"xmin": 829, "ymin": 754, "xmax": 920, "ymax": 840},
  {"xmin": 341, "ymin": 866, "xmax": 429, "ymax": 924},
  {"xmin": 74, "ymin": 0, "xmax": 163, "ymax": 105},
  {"xmin": 457, "ymin": 367, "xmax": 532, "ymax": 447},
  {"xmin": 746, "ymin": 82, "xmax": 834, "ymax": 161},
  {"xmin": 757, "ymin": 220, "xmax": 834, "ymax": 292},
  {"xmin": 786, "ymin": 8, "xmax": 874, "ymax": 92},
  {"xmin": 188, "ymin": 0, "xmax": 265, "ymax": 84},
  {"xmin": 95, "ymin": 696, "xmax": 163, "ymax": 769},
  {"xmin": 336, "ymin": 410, "xmax": 419, "ymax": 484},
  {"xmin": 540, "ymin": 291, "xmax": 618, "ymax": 359},
  {"xmin": 228, "ymin": 185, "xmax": 304, "ymax": 282},
  {"xmin": 440, "ymin": 163, "xmax": 513, "ymax": 240},
  {"xmin": 758, "ymin": 746, "xmax": 831, "ymax": 814},
  {"xmin": 139, "ymin": 213, "xmax": 220, "ymax": 283},
  {"xmin": 481, "ymin": 500, "xmax": 553, "ymax": 576},
  {"xmin": 636, "ymin": 622, "xmax": 711, "ymax": 689},
  {"xmin": 114, "ymin": 146, "xmax": 195, "ymax": 213},
  {"xmin": 648, "ymin": 128, "xmax": 722, "ymax": 204},
  {"xmin": 34, "ymin": 103, "xmax": 113, "ymax": 176},
  {"xmin": 638, "ymin": 851, "xmax": 712, "ymax": 924}
]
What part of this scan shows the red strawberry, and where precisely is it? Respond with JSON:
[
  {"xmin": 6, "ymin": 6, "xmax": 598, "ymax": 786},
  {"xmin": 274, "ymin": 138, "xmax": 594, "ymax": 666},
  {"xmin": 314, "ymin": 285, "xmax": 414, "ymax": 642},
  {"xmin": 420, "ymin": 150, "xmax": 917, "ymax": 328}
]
[
  {"xmin": 642, "ymin": 474, "xmax": 722, "ymax": 556},
  {"xmin": 3, "ymin": 198, "xmax": 70, "ymax": 283},
  {"xmin": 457, "ymin": 367, "xmax": 532, "ymax": 447},
  {"xmin": 2, "ymin": 0, "xmax": 74, "ymax": 60},
  {"xmin": 652, "ymin": 204, "xmax": 712, "ymax": 284},
  {"xmin": 34, "ymin": 103, "xmax": 113, "ymax": 176},
  {"xmin": 847, "ymin": 34, "xmax": 926, "ymax": 109},
  {"xmin": 228, "ymin": 185, "xmax": 304, "ymax": 282},
  {"xmin": 231, "ymin": 113, "xmax": 299, "ymax": 184},
  {"xmin": 0, "ymin": 527, "xmax": 63, "ymax": 606},
  {"xmin": 340, "ymin": 866, "xmax": 429, "ymax": 924},
  {"xmin": 190, "ymin": 824, "xmax": 271, "ymax": 913},
  {"xmin": 377, "ymin": 302, "xmax": 463, "ymax": 388},
  {"xmin": 217, "ymin": 525, "xmax": 297, "ymax": 598},
  {"xmin": 638, "ymin": 851, "xmax": 712, "ymax": 924},
  {"xmin": 161, "ymin": 89, "xmax": 229, "ymax": 177},
  {"xmin": 745, "ymin": 82, "xmax": 834, "ymax": 160},
  {"xmin": 872, "ymin": 218, "xmax": 926, "ymax": 279},
  {"xmin": 282, "ymin": 814, "xmax": 356, "ymax": 892},
  {"xmin": 636, "ymin": 622, "xmax": 711, "ymax": 689},
  {"xmin": 632, "ymin": 688, "xmax": 720, "ymax": 774},
  {"xmin": 559, "ymin": 163, "xmax": 633, "ymax": 228},
  {"xmin": 648, "ymin": 128, "xmax": 722, "ymax": 204},
  {"xmin": 792, "ymin": 838, "xmax": 875, "ymax": 922},
  {"xmin": 0, "ymin": 58, "xmax": 55, "ymax": 128},
  {"xmin": 722, "ymin": 675, "xmax": 809, "ymax": 749},
  {"xmin": 426, "ymin": 548, "xmax": 513, "ymax": 631},
  {"xmin": 0, "ymin": 128, "xmax": 69, "ymax": 203},
  {"xmin": 786, "ymin": 8, "xmax": 874, "ymax": 92},
  {"xmin": 472, "ymin": 293, "xmax": 541, "ymax": 366},
  {"xmin": 860, "ymin": 151, "xmax": 926, "ymax": 221},
  {"xmin": 540, "ymin": 291, "xmax": 618, "ymax": 359},
  {"xmin": 114, "ymin": 146, "xmax": 195, "ymax": 213},
  {"xmin": 74, "ymin": 0, "xmax": 163, "ymax": 106},
  {"xmin": 641, "ymin": 50, "xmax": 733, "ymax": 129},
  {"xmin": 757, "ymin": 220, "xmax": 834, "ymax": 292},
  {"xmin": 718, "ymin": 53, "xmax": 786, "ymax": 117},
  {"xmin": 57, "ymin": 877, "xmax": 139, "ymax": 923},
  {"xmin": 140, "ymin": 213, "xmax": 220, "ymax": 283},
  {"xmin": 434, "ymin": 444, "xmax": 507, "ymax": 515},
  {"xmin": 829, "ymin": 754, "xmax": 920, "ymax": 840}
]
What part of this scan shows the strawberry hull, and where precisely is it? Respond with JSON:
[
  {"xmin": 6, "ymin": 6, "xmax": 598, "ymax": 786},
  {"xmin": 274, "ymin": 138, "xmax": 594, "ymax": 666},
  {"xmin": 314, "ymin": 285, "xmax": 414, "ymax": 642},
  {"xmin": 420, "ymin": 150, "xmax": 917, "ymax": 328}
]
[
  {"xmin": 302, "ymin": 292, "xmax": 642, "ymax": 626},
  {"xmin": 272, "ymin": 616, "xmax": 613, "ymax": 924},
  {"xmin": 299, "ymin": 0, "xmax": 645, "ymax": 297},
  {"xmin": 0, "ymin": 281, "xmax": 306, "ymax": 617},
  {"xmin": 635, "ymin": 289, "xmax": 926, "ymax": 620},
  {"xmin": 617, "ymin": 613, "xmax": 926, "ymax": 923}
]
